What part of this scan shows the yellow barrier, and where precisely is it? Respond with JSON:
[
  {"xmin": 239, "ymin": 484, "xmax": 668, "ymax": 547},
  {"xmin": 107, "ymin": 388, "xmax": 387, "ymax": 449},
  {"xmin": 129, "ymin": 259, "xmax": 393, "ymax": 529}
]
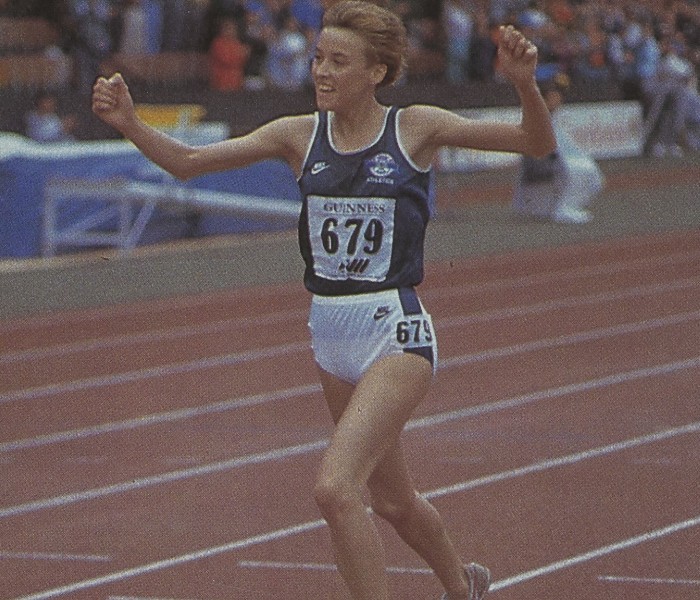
[{"xmin": 134, "ymin": 104, "xmax": 206, "ymax": 129}]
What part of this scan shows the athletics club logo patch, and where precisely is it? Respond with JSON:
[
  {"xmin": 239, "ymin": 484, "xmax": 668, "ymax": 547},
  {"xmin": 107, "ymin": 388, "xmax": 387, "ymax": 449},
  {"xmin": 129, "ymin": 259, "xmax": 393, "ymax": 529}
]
[{"xmin": 366, "ymin": 152, "xmax": 397, "ymax": 184}]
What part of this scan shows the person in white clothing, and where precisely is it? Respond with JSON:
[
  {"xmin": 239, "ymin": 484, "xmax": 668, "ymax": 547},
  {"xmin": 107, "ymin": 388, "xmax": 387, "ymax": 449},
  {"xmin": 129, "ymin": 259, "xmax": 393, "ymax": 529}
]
[{"xmin": 513, "ymin": 77, "xmax": 603, "ymax": 224}]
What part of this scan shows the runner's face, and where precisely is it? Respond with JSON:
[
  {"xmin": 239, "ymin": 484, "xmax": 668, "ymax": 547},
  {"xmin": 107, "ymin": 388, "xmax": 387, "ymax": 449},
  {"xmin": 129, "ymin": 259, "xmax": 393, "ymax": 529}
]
[{"xmin": 312, "ymin": 27, "xmax": 383, "ymax": 111}]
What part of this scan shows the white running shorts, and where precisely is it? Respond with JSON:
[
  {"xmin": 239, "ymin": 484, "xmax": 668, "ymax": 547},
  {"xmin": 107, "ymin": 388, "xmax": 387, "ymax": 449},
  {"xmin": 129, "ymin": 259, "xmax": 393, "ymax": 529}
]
[{"xmin": 308, "ymin": 287, "xmax": 437, "ymax": 384}]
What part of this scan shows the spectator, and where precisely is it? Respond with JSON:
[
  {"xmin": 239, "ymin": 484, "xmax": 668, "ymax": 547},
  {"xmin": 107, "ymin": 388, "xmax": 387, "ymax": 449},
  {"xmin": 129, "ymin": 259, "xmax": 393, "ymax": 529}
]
[
  {"xmin": 161, "ymin": 0, "xmax": 187, "ymax": 50},
  {"xmin": 637, "ymin": 21, "xmax": 662, "ymax": 85},
  {"xmin": 246, "ymin": 0, "xmax": 291, "ymax": 29},
  {"xmin": 264, "ymin": 14, "xmax": 310, "ymax": 89},
  {"xmin": 441, "ymin": 0, "xmax": 474, "ymax": 84},
  {"xmin": 606, "ymin": 21, "xmax": 635, "ymax": 90},
  {"xmin": 237, "ymin": 8, "xmax": 271, "ymax": 86},
  {"xmin": 180, "ymin": 0, "xmax": 213, "ymax": 51},
  {"xmin": 516, "ymin": 0, "xmax": 549, "ymax": 31},
  {"xmin": 572, "ymin": 16, "xmax": 612, "ymax": 82},
  {"xmin": 25, "ymin": 92, "xmax": 77, "ymax": 142},
  {"xmin": 66, "ymin": 0, "xmax": 115, "ymax": 94},
  {"xmin": 291, "ymin": 0, "xmax": 323, "ymax": 31},
  {"xmin": 489, "ymin": 0, "xmax": 529, "ymax": 25},
  {"xmin": 404, "ymin": 14, "xmax": 445, "ymax": 80},
  {"xmin": 469, "ymin": 10, "xmax": 498, "ymax": 81},
  {"xmin": 677, "ymin": 71, "xmax": 700, "ymax": 152},
  {"xmin": 208, "ymin": 17, "xmax": 250, "ymax": 91},
  {"xmin": 43, "ymin": 44, "xmax": 73, "ymax": 89},
  {"xmin": 516, "ymin": 0, "xmax": 558, "ymax": 81},
  {"xmin": 615, "ymin": 15, "xmax": 658, "ymax": 101},
  {"xmin": 643, "ymin": 37, "xmax": 695, "ymax": 156},
  {"xmin": 206, "ymin": 0, "xmax": 246, "ymax": 45},
  {"xmin": 548, "ymin": 0, "xmax": 575, "ymax": 28},
  {"xmin": 116, "ymin": 0, "xmax": 163, "ymax": 55},
  {"xmin": 215, "ymin": 0, "xmax": 246, "ymax": 18}
]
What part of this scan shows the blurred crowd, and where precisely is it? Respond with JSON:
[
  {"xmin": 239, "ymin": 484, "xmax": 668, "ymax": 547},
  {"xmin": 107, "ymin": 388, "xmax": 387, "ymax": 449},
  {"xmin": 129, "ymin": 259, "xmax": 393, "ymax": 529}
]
[
  {"xmin": 1, "ymin": 0, "xmax": 327, "ymax": 93},
  {"xmin": 2, "ymin": 1, "xmax": 698, "ymax": 89},
  {"xmin": 2, "ymin": 0, "xmax": 699, "ymax": 151}
]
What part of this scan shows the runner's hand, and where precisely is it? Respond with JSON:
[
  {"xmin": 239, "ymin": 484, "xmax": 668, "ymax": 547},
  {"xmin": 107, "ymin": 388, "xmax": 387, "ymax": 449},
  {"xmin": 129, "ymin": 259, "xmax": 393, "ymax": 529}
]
[
  {"xmin": 92, "ymin": 73, "xmax": 136, "ymax": 133},
  {"xmin": 496, "ymin": 25, "xmax": 538, "ymax": 88}
]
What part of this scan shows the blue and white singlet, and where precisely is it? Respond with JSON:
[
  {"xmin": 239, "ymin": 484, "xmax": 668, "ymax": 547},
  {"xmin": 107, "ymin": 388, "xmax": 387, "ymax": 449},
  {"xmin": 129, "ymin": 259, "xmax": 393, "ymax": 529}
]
[{"xmin": 297, "ymin": 106, "xmax": 434, "ymax": 296}]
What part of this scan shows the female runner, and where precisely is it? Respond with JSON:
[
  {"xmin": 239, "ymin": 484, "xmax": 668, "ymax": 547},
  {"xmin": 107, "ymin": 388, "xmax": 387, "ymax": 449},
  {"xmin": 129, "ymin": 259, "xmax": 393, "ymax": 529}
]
[{"xmin": 92, "ymin": 2, "xmax": 556, "ymax": 599}]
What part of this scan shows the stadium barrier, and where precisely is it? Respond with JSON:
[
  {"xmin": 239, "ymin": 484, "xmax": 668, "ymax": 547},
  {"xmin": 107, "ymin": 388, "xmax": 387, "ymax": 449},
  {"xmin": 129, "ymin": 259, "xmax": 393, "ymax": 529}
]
[
  {"xmin": 42, "ymin": 178, "xmax": 301, "ymax": 257},
  {"xmin": 0, "ymin": 131, "xmax": 301, "ymax": 259}
]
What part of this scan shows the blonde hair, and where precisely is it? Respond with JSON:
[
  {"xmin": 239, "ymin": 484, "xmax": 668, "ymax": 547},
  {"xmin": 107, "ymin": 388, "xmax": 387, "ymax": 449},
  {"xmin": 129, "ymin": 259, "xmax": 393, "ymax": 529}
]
[{"xmin": 322, "ymin": 1, "xmax": 407, "ymax": 87}]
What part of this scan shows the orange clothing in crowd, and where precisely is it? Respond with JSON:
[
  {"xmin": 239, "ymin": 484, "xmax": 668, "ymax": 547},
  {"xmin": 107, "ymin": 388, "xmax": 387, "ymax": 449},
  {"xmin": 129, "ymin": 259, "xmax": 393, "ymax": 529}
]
[{"xmin": 209, "ymin": 33, "xmax": 249, "ymax": 91}]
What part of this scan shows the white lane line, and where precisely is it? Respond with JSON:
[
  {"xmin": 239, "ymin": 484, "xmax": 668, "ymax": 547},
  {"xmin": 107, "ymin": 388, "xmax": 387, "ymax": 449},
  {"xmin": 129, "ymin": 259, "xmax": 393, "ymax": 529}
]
[
  {"xmin": 4, "ymin": 306, "xmax": 699, "ymax": 454},
  {"xmin": 422, "ymin": 247, "xmax": 700, "ymax": 301},
  {"xmin": 10, "ymin": 520, "xmax": 328, "ymax": 600},
  {"xmin": 1, "ymin": 358, "xmax": 698, "ymax": 520},
  {"xmin": 413, "ymin": 355, "xmax": 700, "ymax": 430},
  {"xmin": 491, "ymin": 515, "xmax": 700, "ymax": 591},
  {"xmin": 0, "ymin": 550, "xmax": 110, "ymax": 563},
  {"xmin": 3, "ymin": 248, "xmax": 699, "ymax": 361},
  {"xmin": 0, "ymin": 439, "xmax": 329, "ymax": 519},
  {"xmin": 0, "ymin": 341, "xmax": 309, "ymax": 405},
  {"xmin": 438, "ymin": 276, "xmax": 700, "ymax": 328},
  {"xmin": 9, "ymin": 443, "xmax": 700, "ymax": 599},
  {"xmin": 236, "ymin": 562, "xmax": 700, "ymax": 586},
  {"xmin": 598, "ymin": 575, "xmax": 700, "ymax": 586},
  {"xmin": 238, "ymin": 560, "xmax": 432, "ymax": 575},
  {"xmin": 0, "ymin": 308, "xmax": 308, "ymax": 364},
  {"xmin": 422, "ymin": 421, "xmax": 700, "ymax": 501},
  {"xmin": 0, "ymin": 384, "xmax": 321, "ymax": 453},
  {"xmin": 238, "ymin": 514, "xmax": 700, "ymax": 589},
  {"xmin": 0, "ymin": 259, "xmax": 304, "ymax": 335},
  {"xmin": 440, "ymin": 309, "xmax": 700, "ymax": 369}
]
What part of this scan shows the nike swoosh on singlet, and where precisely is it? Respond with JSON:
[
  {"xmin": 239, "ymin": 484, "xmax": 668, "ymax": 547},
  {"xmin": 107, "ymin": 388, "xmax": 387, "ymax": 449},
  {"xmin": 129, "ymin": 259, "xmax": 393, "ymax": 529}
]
[{"xmin": 311, "ymin": 161, "xmax": 330, "ymax": 175}]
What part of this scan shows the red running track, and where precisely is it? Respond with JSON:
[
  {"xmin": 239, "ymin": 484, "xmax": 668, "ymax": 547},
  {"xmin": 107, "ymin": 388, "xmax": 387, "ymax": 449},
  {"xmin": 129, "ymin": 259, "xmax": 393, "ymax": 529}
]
[{"xmin": 1, "ymin": 229, "xmax": 699, "ymax": 600}]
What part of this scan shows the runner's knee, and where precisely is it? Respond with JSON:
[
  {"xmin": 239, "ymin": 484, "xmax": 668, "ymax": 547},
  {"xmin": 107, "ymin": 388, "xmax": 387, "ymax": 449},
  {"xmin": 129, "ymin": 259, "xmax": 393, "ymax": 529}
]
[
  {"xmin": 371, "ymin": 490, "xmax": 418, "ymax": 527},
  {"xmin": 314, "ymin": 473, "xmax": 358, "ymax": 521}
]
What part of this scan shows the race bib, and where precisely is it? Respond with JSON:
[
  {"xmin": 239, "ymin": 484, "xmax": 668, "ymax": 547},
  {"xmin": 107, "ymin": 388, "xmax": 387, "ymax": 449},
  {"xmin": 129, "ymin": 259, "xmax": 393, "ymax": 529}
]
[
  {"xmin": 307, "ymin": 195, "xmax": 396, "ymax": 282},
  {"xmin": 395, "ymin": 313, "xmax": 435, "ymax": 349}
]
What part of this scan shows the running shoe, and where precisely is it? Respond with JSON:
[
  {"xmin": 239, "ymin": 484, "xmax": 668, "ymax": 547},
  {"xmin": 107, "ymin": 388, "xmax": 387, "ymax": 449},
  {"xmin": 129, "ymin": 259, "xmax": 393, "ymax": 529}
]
[{"xmin": 441, "ymin": 562, "xmax": 491, "ymax": 600}]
